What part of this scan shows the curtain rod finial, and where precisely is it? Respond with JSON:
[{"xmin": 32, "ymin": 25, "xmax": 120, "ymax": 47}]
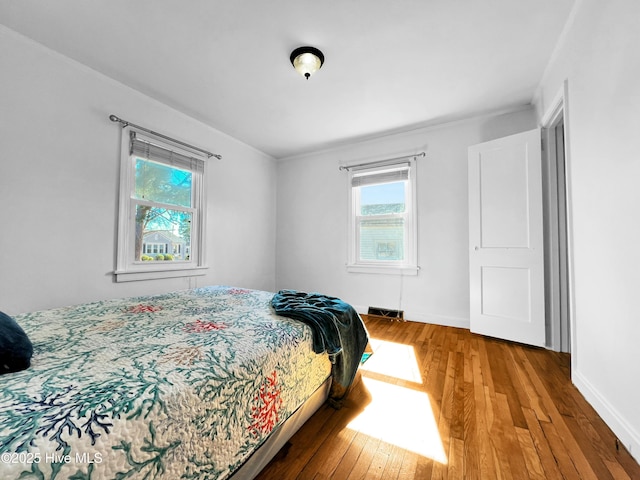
[{"xmin": 109, "ymin": 114, "xmax": 120, "ymax": 122}]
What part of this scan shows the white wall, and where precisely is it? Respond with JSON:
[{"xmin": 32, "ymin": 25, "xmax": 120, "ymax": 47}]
[
  {"xmin": 0, "ymin": 26, "xmax": 277, "ymax": 315},
  {"xmin": 535, "ymin": 0, "xmax": 640, "ymax": 461},
  {"xmin": 276, "ymin": 108, "xmax": 536, "ymax": 327}
]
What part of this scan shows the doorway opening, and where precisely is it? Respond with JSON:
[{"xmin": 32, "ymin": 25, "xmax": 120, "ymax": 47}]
[{"xmin": 542, "ymin": 109, "xmax": 571, "ymax": 353}]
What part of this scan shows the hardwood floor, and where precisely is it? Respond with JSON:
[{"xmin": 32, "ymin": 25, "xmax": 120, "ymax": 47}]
[{"xmin": 256, "ymin": 316, "xmax": 640, "ymax": 479}]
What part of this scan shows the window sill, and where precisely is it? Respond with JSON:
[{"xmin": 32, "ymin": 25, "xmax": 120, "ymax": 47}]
[
  {"xmin": 114, "ymin": 265, "xmax": 208, "ymax": 283},
  {"xmin": 346, "ymin": 264, "xmax": 419, "ymax": 276}
]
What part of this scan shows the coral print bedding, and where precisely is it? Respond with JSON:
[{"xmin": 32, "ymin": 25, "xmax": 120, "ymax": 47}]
[{"xmin": 0, "ymin": 286, "xmax": 332, "ymax": 479}]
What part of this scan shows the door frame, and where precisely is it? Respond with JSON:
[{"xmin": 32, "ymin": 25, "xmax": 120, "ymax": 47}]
[{"xmin": 540, "ymin": 79, "xmax": 576, "ymax": 360}]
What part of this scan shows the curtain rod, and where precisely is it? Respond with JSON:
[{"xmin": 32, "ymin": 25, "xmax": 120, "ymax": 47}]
[
  {"xmin": 339, "ymin": 151, "xmax": 425, "ymax": 171},
  {"xmin": 109, "ymin": 114, "xmax": 222, "ymax": 160}
]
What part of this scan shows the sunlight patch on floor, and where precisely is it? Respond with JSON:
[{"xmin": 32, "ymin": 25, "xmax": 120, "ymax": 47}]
[
  {"xmin": 360, "ymin": 338, "xmax": 422, "ymax": 384},
  {"xmin": 349, "ymin": 337, "xmax": 446, "ymax": 462},
  {"xmin": 346, "ymin": 376, "xmax": 447, "ymax": 463}
]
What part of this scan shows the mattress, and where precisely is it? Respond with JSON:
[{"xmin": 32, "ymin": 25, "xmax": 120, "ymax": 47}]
[{"xmin": 0, "ymin": 286, "xmax": 332, "ymax": 479}]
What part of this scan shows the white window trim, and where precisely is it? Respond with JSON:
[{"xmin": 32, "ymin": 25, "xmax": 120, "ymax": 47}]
[
  {"xmin": 115, "ymin": 126, "xmax": 208, "ymax": 282},
  {"xmin": 346, "ymin": 160, "xmax": 418, "ymax": 275}
]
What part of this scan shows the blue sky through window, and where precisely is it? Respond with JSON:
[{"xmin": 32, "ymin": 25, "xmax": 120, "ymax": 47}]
[{"xmin": 361, "ymin": 181, "xmax": 405, "ymax": 205}]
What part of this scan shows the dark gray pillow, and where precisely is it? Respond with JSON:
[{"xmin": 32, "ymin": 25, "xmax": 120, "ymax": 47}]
[{"xmin": 0, "ymin": 311, "xmax": 33, "ymax": 374}]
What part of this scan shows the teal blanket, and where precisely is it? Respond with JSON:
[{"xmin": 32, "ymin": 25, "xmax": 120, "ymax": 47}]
[{"xmin": 271, "ymin": 290, "xmax": 369, "ymax": 408}]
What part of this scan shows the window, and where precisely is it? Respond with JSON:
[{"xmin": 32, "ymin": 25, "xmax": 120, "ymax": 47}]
[
  {"xmin": 115, "ymin": 128, "xmax": 208, "ymax": 282},
  {"xmin": 347, "ymin": 161, "xmax": 418, "ymax": 275}
]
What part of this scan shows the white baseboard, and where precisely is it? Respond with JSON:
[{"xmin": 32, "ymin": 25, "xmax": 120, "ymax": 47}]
[
  {"xmin": 352, "ymin": 304, "xmax": 469, "ymax": 329},
  {"xmin": 406, "ymin": 311, "xmax": 470, "ymax": 329},
  {"xmin": 573, "ymin": 370, "xmax": 640, "ymax": 463}
]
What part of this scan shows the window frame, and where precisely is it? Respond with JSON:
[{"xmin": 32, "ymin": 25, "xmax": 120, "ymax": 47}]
[
  {"xmin": 115, "ymin": 127, "xmax": 208, "ymax": 282},
  {"xmin": 347, "ymin": 160, "xmax": 418, "ymax": 275}
]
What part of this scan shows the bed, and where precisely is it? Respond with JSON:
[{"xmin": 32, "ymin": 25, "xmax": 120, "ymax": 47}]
[{"xmin": 0, "ymin": 285, "xmax": 368, "ymax": 479}]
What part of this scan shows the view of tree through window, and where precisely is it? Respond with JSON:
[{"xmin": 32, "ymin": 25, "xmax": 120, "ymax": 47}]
[
  {"xmin": 133, "ymin": 158, "xmax": 193, "ymax": 262},
  {"xmin": 358, "ymin": 181, "xmax": 406, "ymax": 261}
]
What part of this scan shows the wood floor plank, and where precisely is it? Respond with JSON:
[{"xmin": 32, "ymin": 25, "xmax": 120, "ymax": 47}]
[
  {"xmin": 397, "ymin": 448, "xmax": 418, "ymax": 480},
  {"xmin": 539, "ymin": 418, "xmax": 583, "ymax": 479},
  {"xmin": 447, "ymin": 436, "xmax": 465, "ymax": 480},
  {"xmin": 414, "ymin": 457, "xmax": 435, "ymax": 480},
  {"xmin": 462, "ymin": 379, "xmax": 480, "ymax": 480},
  {"xmin": 300, "ymin": 427, "xmax": 358, "ymax": 479},
  {"xmin": 379, "ymin": 443, "xmax": 406, "ymax": 479},
  {"xmin": 361, "ymin": 439, "xmax": 392, "ymax": 480},
  {"xmin": 515, "ymin": 425, "xmax": 546, "ymax": 480},
  {"xmin": 521, "ymin": 407, "xmax": 564, "ymax": 479},
  {"xmin": 344, "ymin": 434, "xmax": 381, "ymax": 480},
  {"xmin": 450, "ymin": 351, "xmax": 466, "ymax": 441},
  {"xmin": 517, "ymin": 349, "xmax": 600, "ymax": 480},
  {"xmin": 510, "ymin": 346, "xmax": 552, "ymax": 423},
  {"xmin": 255, "ymin": 318, "xmax": 640, "ymax": 480},
  {"xmin": 491, "ymin": 392, "xmax": 521, "ymax": 479},
  {"xmin": 330, "ymin": 431, "xmax": 369, "ymax": 479},
  {"xmin": 562, "ymin": 413, "xmax": 615, "ymax": 480},
  {"xmin": 486, "ymin": 340, "xmax": 529, "ymax": 429},
  {"xmin": 603, "ymin": 458, "xmax": 633, "ymax": 480},
  {"xmin": 470, "ymin": 350, "xmax": 494, "ymax": 479}
]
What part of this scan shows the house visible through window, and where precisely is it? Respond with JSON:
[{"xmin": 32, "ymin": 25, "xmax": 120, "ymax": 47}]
[
  {"xmin": 115, "ymin": 128, "xmax": 207, "ymax": 281},
  {"xmin": 347, "ymin": 161, "xmax": 418, "ymax": 274}
]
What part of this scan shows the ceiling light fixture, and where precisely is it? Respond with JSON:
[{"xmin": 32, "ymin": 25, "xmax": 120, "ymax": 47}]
[{"xmin": 290, "ymin": 46, "xmax": 324, "ymax": 80}]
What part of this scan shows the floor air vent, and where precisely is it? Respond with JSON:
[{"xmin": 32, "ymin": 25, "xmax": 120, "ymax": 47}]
[{"xmin": 367, "ymin": 306, "xmax": 404, "ymax": 321}]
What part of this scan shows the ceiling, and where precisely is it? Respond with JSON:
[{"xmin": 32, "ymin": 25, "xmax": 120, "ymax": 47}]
[{"xmin": 0, "ymin": 0, "xmax": 576, "ymax": 159}]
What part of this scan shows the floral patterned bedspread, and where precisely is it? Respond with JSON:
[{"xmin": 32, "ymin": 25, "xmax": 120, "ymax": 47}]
[{"xmin": 0, "ymin": 286, "xmax": 332, "ymax": 480}]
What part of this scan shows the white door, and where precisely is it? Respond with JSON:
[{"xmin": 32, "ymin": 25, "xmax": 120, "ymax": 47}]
[{"xmin": 468, "ymin": 129, "xmax": 545, "ymax": 347}]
